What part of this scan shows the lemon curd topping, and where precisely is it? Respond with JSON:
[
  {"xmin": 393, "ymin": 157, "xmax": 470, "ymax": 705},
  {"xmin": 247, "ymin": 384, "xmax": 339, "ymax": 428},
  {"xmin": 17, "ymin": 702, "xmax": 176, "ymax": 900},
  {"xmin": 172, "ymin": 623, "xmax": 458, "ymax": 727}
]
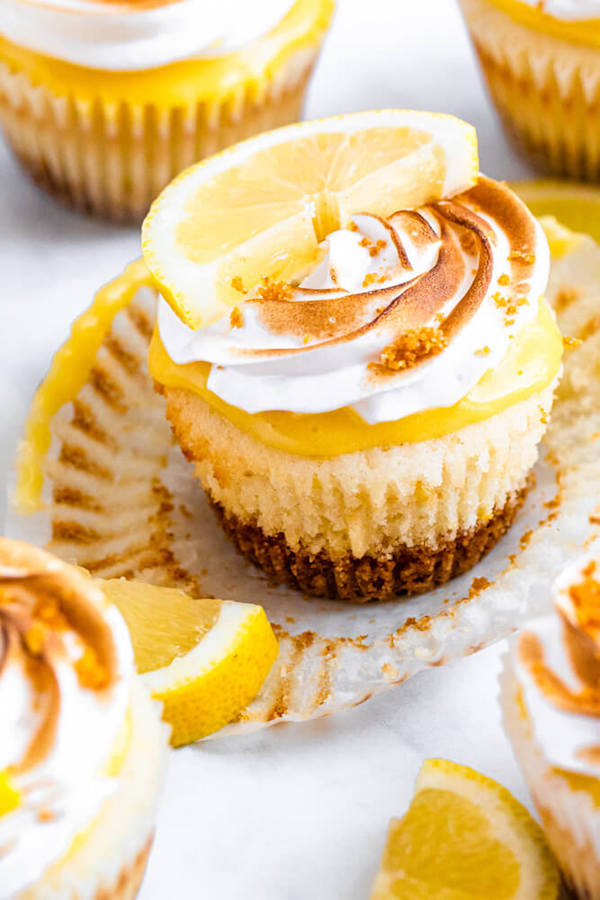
[
  {"xmin": 0, "ymin": 0, "xmax": 333, "ymax": 106},
  {"xmin": 148, "ymin": 296, "xmax": 562, "ymax": 457},
  {"xmin": 485, "ymin": 0, "xmax": 600, "ymax": 45}
]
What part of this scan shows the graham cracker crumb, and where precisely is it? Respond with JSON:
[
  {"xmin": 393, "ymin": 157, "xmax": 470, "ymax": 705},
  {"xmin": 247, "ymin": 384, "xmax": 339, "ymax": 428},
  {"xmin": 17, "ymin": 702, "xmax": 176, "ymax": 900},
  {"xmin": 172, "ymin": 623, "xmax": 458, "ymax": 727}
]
[
  {"xmin": 229, "ymin": 307, "xmax": 244, "ymax": 329},
  {"xmin": 508, "ymin": 250, "xmax": 535, "ymax": 265},
  {"xmin": 257, "ymin": 277, "xmax": 293, "ymax": 303},
  {"xmin": 369, "ymin": 327, "xmax": 448, "ymax": 373},
  {"xmin": 74, "ymin": 646, "xmax": 109, "ymax": 691}
]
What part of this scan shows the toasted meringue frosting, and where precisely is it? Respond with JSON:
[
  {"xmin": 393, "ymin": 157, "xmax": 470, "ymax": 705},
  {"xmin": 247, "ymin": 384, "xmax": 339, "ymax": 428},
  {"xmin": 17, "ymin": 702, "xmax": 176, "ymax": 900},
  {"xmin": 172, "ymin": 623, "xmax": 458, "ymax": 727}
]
[
  {"xmin": 0, "ymin": 540, "xmax": 133, "ymax": 896},
  {"xmin": 0, "ymin": 0, "xmax": 295, "ymax": 70},
  {"xmin": 157, "ymin": 175, "xmax": 550, "ymax": 425},
  {"xmin": 515, "ymin": 553, "xmax": 600, "ymax": 778}
]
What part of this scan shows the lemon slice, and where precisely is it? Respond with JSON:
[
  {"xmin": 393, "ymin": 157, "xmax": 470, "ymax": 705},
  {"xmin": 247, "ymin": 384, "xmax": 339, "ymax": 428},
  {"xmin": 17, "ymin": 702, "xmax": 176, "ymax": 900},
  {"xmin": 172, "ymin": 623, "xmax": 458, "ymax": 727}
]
[
  {"xmin": 102, "ymin": 579, "xmax": 278, "ymax": 747},
  {"xmin": 512, "ymin": 180, "xmax": 600, "ymax": 244},
  {"xmin": 370, "ymin": 759, "xmax": 561, "ymax": 900},
  {"xmin": 142, "ymin": 109, "xmax": 478, "ymax": 329}
]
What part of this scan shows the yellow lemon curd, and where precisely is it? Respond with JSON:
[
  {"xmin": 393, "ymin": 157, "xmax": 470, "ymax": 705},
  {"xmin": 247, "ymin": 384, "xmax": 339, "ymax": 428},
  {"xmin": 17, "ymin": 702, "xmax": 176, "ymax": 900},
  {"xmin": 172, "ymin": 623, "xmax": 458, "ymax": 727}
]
[
  {"xmin": 16, "ymin": 260, "xmax": 562, "ymax": 511},
  {"xmin": 485, "ymin": 0, "xmax": 600, "ymax": 46},
  {"xmin": 0, "ymin": 771, "xmax": 20, "ymax": 817},
  {"xmin": 0, "ymin": 0, "xmax": 333, "ymax": 106},
  {"xmin": 149, "ymin": 296, "xmax": 562, "ymax": 456}
]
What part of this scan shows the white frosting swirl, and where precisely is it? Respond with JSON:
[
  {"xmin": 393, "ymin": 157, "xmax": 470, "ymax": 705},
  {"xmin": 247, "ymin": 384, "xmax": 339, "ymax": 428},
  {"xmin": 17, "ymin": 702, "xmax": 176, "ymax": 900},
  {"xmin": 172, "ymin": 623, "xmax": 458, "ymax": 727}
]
[
  {"xmin": 0, "ymin": 543, "xmax": 133, "ymax": 896},
  {"xmin": 514, "ymin": 553, "xmax": 600, "ymax": 779},
  {"xmin": 513, "ymin": 0, "xmax": 600, "ymax": 20},
  {"xmin": 0, "ymin": 0, "xmax": 294, "ymax": 70},
  {"xmin": 158, "ymin": 176, "xmax": 550, "ymax": 424}
]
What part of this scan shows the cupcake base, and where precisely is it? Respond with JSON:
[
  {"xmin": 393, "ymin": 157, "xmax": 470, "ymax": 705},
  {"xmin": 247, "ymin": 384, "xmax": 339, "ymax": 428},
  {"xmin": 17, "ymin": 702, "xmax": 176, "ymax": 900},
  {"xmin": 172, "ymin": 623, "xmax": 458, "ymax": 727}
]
[
  {"xmin": 211, "ymin": 480, "xmax": 530, "ymax": 602},
  {"xmin": 501, "ymin": 665, "xmax": 600, "ymax": 899},
  {"xmin": 459, "ymin": 0, "xmax": 600, "ymax": 180},
  {"xmin": 18, "ymin": 681, "xmax": 168, "ymax": 900},
  {"xmin": 0, "ymin": 47, "xmax": 317, "ymax": 222}
]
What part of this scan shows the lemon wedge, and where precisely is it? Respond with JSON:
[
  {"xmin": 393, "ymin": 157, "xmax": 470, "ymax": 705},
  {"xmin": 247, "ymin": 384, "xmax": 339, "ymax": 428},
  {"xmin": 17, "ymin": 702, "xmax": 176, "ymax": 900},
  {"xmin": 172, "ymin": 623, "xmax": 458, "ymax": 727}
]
[
  {"xmin": 102, "ymin": 579, "xmax": 278, "ymax": 747},
  {"xmin": 512, "ymin": 180, "xmax": 600, "ymax": 244},
  {"xmin": 142, "ymin": 109, "xmax": 478, "ymax": 329},
  {"xmin": 370, "ymin": 759, "xmax": 561, "ymax": 900}
]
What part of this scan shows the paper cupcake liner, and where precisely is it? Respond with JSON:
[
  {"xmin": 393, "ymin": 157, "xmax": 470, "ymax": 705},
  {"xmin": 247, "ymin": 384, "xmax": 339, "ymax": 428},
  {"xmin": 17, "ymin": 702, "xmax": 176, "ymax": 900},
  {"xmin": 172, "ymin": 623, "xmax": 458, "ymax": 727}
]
[
  {"xmin": 459, "ymin": 0, "xmax": 600, "ymax": 180},
  {"xmin": 0, "ymin": 44, "xmax": 319, "ymax": 222},
  {"xmin": 501, "ymin": 662, "xmax": 600, "ymax": 897},
  {"xmin": 7, "ymin": 234, "xmax": 600, "ymax": 735},
  {"xmin": 19, "ymin": 682, "xmax": 168, "ymax": 900}
]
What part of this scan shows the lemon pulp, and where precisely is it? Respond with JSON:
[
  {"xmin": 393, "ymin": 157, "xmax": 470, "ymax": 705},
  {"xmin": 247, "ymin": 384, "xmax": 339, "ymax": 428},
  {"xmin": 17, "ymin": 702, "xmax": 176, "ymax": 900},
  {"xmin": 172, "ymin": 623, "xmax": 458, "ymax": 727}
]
[
  {"xmin": 370, "ymin": 759, "xmax": 561, "ymax": 900},
  {"xmin": 102, "ymin": 579, "xmax": 278, "ymax": 746}
]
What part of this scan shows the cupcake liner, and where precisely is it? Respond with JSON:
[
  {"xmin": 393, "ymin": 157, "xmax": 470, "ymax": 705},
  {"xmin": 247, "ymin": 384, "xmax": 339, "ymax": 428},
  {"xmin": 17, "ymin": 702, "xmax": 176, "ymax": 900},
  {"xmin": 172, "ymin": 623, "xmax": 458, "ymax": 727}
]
[
  {"xmin": 501, "ymin": 661, "xmax": 600, "ymax": 897},
  {"xmin": 19, "ymin": 682, "xmax": 169, "ymax": 900},
  {"xmin": 459, "ymin": 0, "xmax": 600, "ymax": 180},
  {"xmin": 6, "ymin": 234, "xmax": 600, "ymax": 736},
  {"xmin": 0, "ymin": 44, "xmax": 319, "ymax": 222},
  {"xmin": 167, "ymin": 373, "xmax": 553, "ymax": 563}
]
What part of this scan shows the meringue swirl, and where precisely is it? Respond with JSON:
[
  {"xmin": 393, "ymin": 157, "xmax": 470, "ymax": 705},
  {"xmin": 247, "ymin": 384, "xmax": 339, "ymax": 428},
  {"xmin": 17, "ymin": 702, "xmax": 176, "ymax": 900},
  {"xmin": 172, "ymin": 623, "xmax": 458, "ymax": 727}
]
[
  {"xmin": 515, "ymin": 553, "xmax": 600, "ymax": 778},
  {"xmin": 158, "ymin": 176, "xmax": 550, "ymax": 425},
  {"xmin": 0, "ymin": 540, "xmax": 132, "ymax": 897},
  {"xmin": 0, "ymin": 0, "xmax": 294, "ymax": 70}
]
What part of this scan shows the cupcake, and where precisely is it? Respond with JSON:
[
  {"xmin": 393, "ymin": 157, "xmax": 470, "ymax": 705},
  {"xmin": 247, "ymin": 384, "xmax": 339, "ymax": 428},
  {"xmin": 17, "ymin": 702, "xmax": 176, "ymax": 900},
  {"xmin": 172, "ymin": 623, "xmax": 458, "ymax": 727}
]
[
  {"xmin": 143, "ymin": 111, "xmax": 564, "ymax": 602},
  {"xmin": 459, "ymin": 0, "xmax": 600, "ymax": 180},
  {"xmin": 0, "ymin": 538, "xmax": 168, "ymax": 899},
  {"xmin": 0, "ymin": 0, "xmax": 333, "ymax": 221},
  {"xmin": 501, "ymin": 552, "xmax": 600, "ymax": 897}
]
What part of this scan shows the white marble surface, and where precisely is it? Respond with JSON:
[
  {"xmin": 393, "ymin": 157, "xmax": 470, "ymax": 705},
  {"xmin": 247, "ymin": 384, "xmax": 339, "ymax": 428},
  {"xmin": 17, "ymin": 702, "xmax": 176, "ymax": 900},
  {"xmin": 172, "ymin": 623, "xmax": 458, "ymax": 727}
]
[{"xmin": 0, "ymin": 1, "xmax": 539, "ymax": 897}]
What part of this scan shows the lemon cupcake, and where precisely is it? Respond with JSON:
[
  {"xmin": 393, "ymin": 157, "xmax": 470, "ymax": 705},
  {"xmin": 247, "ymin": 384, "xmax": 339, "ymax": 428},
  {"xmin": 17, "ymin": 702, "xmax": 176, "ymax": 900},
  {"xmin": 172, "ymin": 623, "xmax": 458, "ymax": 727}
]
[
  {"xmin": 459, "ymin": 0, "xmax": 600, "ymax": 180},
  {"xmin": 142, "ymin": 110, "xmax": 563, "ymax": 602},
  {"xmin": 0, "ymin": 538, "xmax": 168, "ymax": 899},
  {"xmin": 0, "ymin": 0, "xmax": 334, "ymax": 221},
  {"xmin": 501, "ymin": 552, "xmax": 600, "ymax": 897}
]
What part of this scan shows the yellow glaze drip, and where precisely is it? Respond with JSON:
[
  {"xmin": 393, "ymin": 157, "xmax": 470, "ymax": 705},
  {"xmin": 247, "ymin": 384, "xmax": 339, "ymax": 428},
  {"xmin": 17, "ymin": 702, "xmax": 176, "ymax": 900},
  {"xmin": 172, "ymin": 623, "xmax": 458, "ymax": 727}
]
[
  {"xmin": 148, "ymin": 297, "xmax": 563, "ymax": 457},
  {"xmin": 0, "ymin": 0, "xmax": 333, "ymax": 106},
  {"xmin": 16, "ymin": 259, "xmax": 154, "ymax": 513},
  {"xmin": 485, "ymin": 0, "xmax": 600, "ymax": 46}
]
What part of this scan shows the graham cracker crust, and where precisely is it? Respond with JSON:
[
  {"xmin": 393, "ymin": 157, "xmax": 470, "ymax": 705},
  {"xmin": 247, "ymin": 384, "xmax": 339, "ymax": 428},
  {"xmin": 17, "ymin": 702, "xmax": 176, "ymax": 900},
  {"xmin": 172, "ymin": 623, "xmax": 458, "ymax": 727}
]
[{"xmin": 210, "ymin": 482, "xmax": 530, "ymax": 603}]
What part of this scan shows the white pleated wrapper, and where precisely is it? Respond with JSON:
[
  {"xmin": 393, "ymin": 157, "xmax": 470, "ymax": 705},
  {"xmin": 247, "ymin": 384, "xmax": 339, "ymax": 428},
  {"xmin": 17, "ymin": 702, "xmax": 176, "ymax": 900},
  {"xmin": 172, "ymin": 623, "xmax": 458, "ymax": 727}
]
[{"xmin": 6, "ymin": 233, "xmax": 600, "ymax": 736}]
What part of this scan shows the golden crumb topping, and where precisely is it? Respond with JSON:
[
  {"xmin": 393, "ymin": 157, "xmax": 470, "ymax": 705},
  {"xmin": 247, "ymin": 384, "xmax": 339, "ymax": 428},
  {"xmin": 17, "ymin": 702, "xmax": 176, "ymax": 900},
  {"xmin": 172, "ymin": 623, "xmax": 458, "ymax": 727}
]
[
  {"xmin": 256, "ymin": 277, "xmax": 294, "ymax": 303},
  {"xmin": 369, "ymin": 327, "xmax": 448, "ymax": 373},
  {"xmin": 230, "ymin": 307, "xmax": 244, "ymax": 329}
]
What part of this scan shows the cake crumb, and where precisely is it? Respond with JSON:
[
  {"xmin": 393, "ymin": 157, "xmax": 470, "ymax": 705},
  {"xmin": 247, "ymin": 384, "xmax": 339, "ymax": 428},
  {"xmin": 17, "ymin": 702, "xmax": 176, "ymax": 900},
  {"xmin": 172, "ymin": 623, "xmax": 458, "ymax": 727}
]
[
  {"xmin": 38, "ymin": 807, "xmax": 56, "ymax": 823},
  {"xmin": 563, "ymin": 335, "xmax": 581, "ymax": 350},
  {"xmin": 369, "ymin": 327, "xmax": 448, "ymax": 373},
  {"xmin": 74, "ymin": 646, "xmax": 109, "ymax": 691},
  {"xmin": 498, "ymin": 273, "xmax": 510, "ymax": 286},
  {"xmin": 230, "ymin": 276, "xmax": 245, "ymax": 293},
  {"xmin": 475, "ymin": 346, "xmax": 491, "ymax": 356},
  {"xmin": 508, "ymin": 250, "xmax": 535, "ymax": 264},
  {"xmin": 256, "ymin": 276, "xmax": 293, "ymax": 303},
  {"xmin": 229, "ymin": 306, "xmax": 244, "ymax": 329}
]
